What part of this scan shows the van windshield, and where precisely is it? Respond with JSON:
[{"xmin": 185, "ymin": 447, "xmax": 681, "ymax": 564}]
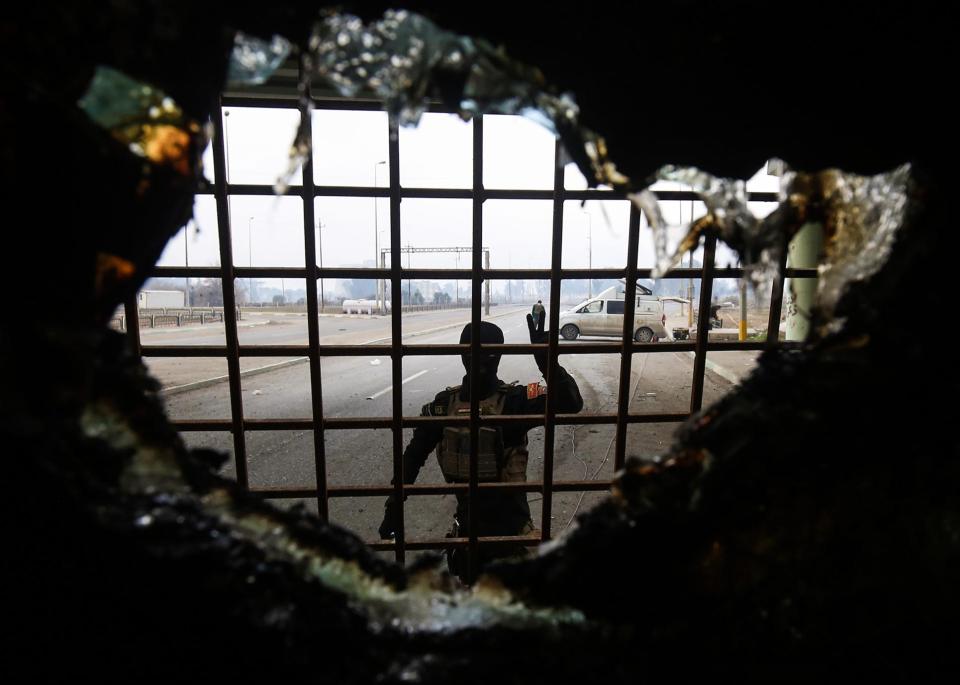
[{"xmin": 579, "ymin": 300, "xmax": 603, "ymax": 313}]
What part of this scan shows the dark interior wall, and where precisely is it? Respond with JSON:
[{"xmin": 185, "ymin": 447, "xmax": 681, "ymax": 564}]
[{"xmin": 1, "ymin": 2, "xmax": 957, "ymax": 682}]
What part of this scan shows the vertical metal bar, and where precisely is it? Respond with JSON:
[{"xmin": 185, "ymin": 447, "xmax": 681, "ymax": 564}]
[
  {"xmin": 123, "ymin": 293, "xmax": 141, "ymax": 357},
  {"xmin": 467, "ymin": 115, "xmax": 484, "ymax": 582},
  {"xmin": 690, "ymin": 233, "xmax": 718, "ymax": 412},
  {"xmin": 483, "ymin": 249, "xmax": 490, "ymax": 315},
  {"xmin": 540, "ymin": 137, "xmax": 565, "ymax": 541},
  {"xmin": 299, "ymin": 61, "xmax": 330, "ymax": 520},
  {"xmin": 210, "ymin": 97, "xmax": 248, "ymax": 489},
  {"xmin": 388, "ymin": 117, "xmax": 406, "ymax": 565},
  {"xmin": 613, "ymin": 205, "xmax": 642, "ymax": 471},
  {"xmin": 765, "ymin": 238, "xmax": 790, "ymax": 349}
]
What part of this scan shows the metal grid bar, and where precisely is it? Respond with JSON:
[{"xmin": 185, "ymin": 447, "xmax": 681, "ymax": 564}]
[
  {"xmin": 613, "ymin": 205, "xmax": 643, "ymax": 471},
  {"xmin": 299, "ymin": 64, "xmax": 330, "ymax": 520},
  {"xmin": 123, "ymin": 292, "xmax": 141, "ymax": 356},
  {"xmin": 157, "ymin": 99, "xmax": 801, "ymax": 573},
  {"xmin": 690, "ymin": 233, "xmax": 719, "ymax": 412},
  {"xmin": 171, "ymin": 412, "xmax": 693, "ymax": 433},
  {"xmin": 466, "ymin": 114, "xmax": 484, "ymax": 581},
  {"xmin": 387, "ymin": 117, "xmax": 406, "ymax": 564},
  {"xmin": 766, "ymin": 236, "xmax": 792, "ymax": 349},
  {"xmin": 149, "ymin": 264, "xmax": 818, "ymax": 280},
  {"xmin": 140, "ymin": 340, "xmax": 798, "ymax": 359},
  {"xmin": 211, "ymin": 96, "xmax": 249, "ymax": 489},
  {"xmin": 539, "ymin": 137, "xmax": 566, "ymax": 542}
]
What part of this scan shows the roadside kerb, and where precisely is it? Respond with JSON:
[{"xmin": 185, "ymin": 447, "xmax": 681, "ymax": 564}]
[{"xmin": 160, "ymin": 305, "xmax": 528, "ymax": 396}]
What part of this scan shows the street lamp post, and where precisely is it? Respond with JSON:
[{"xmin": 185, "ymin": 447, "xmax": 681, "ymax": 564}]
[{"xmin": 373, "ymin": 160, "xmax": 386, "ymax": 313}]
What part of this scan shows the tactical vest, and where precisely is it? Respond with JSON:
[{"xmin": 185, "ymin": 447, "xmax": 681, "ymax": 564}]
[{"xmin": 436, "ymin": 385, "xmax": 529, "ymax": 483}]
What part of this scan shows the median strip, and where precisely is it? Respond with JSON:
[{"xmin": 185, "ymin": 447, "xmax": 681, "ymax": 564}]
[{"xmin": 160, "ymin": 306, "xmax": 527, "ymax": 397}]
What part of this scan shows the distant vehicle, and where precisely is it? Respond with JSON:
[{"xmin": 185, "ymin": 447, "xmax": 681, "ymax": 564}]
[
  {"xmin": 137, "ymin": 289, "xmax": 184, "ymax": 309},
  {"xmin": 558, "ymin": 283, "xmax": 686, "ymax": 342},
  {"xmin": 342, "ymin": 299, "xmax": 390, "ymax": 314}
]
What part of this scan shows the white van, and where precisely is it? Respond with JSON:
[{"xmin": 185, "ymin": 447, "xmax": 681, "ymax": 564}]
[{"xmin": 558, "ymin": 284, "xmax": 679, "ymax": 342}]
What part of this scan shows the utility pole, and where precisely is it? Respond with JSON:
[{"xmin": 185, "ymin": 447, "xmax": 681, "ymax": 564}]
[
  {"xmin": 484, "ymin": 249, "xmax": 490, "ymax": 315},
  {"xmin": 373, "ymin": 160, "xmax": 386, "ymax": 314},
  {"xmin": 317, "ymin": 219, "xmax": 324, "ymax": 312},
  {"xmin": 739, "ymin": 266, "xmax": 748, "ymax": 341},
  {"xmin": 184, "ymin": 222, "xmax": 190, "ymax": 307}
]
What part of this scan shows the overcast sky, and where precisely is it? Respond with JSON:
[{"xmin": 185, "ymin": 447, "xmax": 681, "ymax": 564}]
[{"xmin": 158, "ymin": 107, "xmax": 779, "ymax": 297}]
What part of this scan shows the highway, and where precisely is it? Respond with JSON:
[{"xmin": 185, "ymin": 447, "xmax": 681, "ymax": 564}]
[{"xmin": 148, "ymin": 306, "xmax": 753, "ymax": 554}]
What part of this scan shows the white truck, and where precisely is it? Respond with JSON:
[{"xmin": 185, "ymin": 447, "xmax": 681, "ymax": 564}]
[{"xmin": 137, "ymin": 290, "xmax": 185, "ymax": 309}]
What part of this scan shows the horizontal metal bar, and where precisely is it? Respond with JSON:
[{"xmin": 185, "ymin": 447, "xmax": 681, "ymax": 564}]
[
  {"xmin": 399, "ymin": 187, "xmax": 473, "ymax": 199},
  {"xmin": 140, "ymin": 346, "xmax": 225, "ymax": 357},
  {"xmin": 367, "ymin": 535, "xmax": 543, "ymax": 551},
  {"xmin": 234, "ymin": 266, "xmax": 309, "ymax": 278},
  {"xmin": 171, "ymin": 412, "xmax": 690, "ymax": 433},
  {"xmin": 483, "ymin": 189, "xmax": 556, "ymax": 201},
  {"xmin": 140, "ymin": 340, "xmax": 749, "ymax": 359},
  {"xmin": 249, "ymin": 479, "xmax": 614, "ymax": 499},
  {"xmin": 145, "ymin": 265, "xmax": 807, "ymax": 282},
  {"xmin": 561, "ymin": 189, "xmax": 630, "ymax": 201},
  {"xmin": 227, "ymin": 183, "xmax": 300, "ymax": 196},
  {"xmin": 151, "ymin": 266, "xmax": 222, "ymax": 278},
  {"xmin": 222, "ymin": 93, "xmax": 467, "ymax": 116},
  {"xmin": 245, "ymin": 419, "xmax": 314, "ymax": 431}
]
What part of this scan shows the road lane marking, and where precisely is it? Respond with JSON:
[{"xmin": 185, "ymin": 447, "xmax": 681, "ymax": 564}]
[
  {"xmin": 366, "ymin": 369, "xmax": 430, "ymax": 400},
  {"xmin": 686, "ymin": 351, "xmax": 739, "ymax": 385}
]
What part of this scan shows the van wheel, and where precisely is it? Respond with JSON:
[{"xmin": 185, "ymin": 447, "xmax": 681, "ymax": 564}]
[
  {"xmin": 560, "ymin": 324, "xmax": 580, "ymax": 340},
  {"xmin": 634, "ymin": 327, "xmax": 654, "ymax": 343}
]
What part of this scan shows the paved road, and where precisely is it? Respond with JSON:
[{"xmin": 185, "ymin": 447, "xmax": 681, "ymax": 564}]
[{"xmin": 156, "ymin": 306, "xmax": 758, "ymax": 555}]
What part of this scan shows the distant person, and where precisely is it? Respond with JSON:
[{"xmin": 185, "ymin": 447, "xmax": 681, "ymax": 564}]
[
  {"xmin": 378, "ymin": 310, "xmax": 583, "ymax": 583},
  {"xmin": 531, "ymin": 300, "xmax": 545, "ymax": 321}
]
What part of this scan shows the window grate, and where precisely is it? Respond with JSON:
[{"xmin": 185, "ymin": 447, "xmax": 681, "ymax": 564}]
[{"xmin": 134, "ymin": 78, "xmax": 809, "ymax": 581}]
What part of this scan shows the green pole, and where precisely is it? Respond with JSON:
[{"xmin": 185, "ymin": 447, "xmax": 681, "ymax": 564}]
[{"xmin": 786, "ymin": 222, "xmax": 823, "ymax": 341}]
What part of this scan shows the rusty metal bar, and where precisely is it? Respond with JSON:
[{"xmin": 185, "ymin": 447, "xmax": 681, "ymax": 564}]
[
  {"xmin": 142, "ymin": 339, "xmax": 784, "ymax": 360},
  {"xmin": 766, "ymin": 236, "xmax": 792, "ymax": 349},
  {"xmin": 387, "ymin": 116, "xmax": 406, "ymax": 565},
  {"xmin": 540, "ymin": 137, "xmax": 566, "ymax": 542},
  {"xmin": 211, "ymin": 97, "xmax": 248, "ymax": 489},
  {"xmin": 234, "ymin": 266, "xmax": 309, "ymax": 279},
  {"xmin": 123, "ymin": 292, "xmax": 141, "ymax": 356},
  {"xmin": 299, "ymin": 66, "xmax": 330, "ymax": 521},
  {"xmin": 151, "ymin": 266, "xmax": 222, "ymax": 278},
  {"xmin": 368, "ymin": 535, "xmax": 543, "ymax": 552},
  {"xmin": 250, "ymin": 479, "xmax": 614, "ymax": 499},
  {"xmin": 170, "ymin": 411, "xmax": 692, "ymax": 433},
  {"xmin": 690, "ymin": 233, "xmax": 718, "ymax": 412},
  {"xmin": 466, "ymin": 114, "xmax": 484, "ymax": 582},
  {"xmin": 148, "ymin": 264, "xmax": 814, "ymax": 281},
  {"xmin": 614, "ymin": 204, "xmax": 643, "ymax": 472}
]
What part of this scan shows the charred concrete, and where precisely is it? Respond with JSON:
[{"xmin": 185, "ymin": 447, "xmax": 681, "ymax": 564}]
[{"xmin": 2, "ymin": 2, "xmax": 957, "ymax": 682}]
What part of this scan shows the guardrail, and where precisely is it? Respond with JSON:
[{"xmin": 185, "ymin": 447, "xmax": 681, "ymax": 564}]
[{"xmin": 110, "ymin": 306, "xmax": 238, "ymax": 331}]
